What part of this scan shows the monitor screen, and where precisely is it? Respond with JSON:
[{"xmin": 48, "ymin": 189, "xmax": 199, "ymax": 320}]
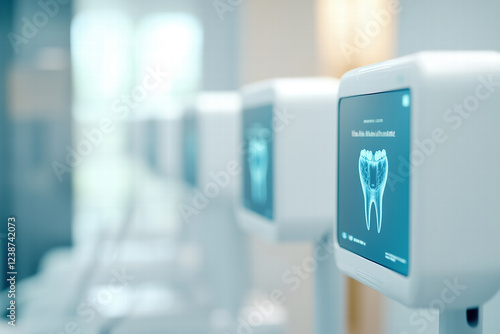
[
  {"xmin": 243, "ymin": 104, "xmax": 274, "ymax": 220},
  {"xmin": 338, "ymin": 89, "xmax": 410, "ymax": 276},
  {"xmin": 182, "ymin": 114, "xmax": 198, "ymax": 187}
]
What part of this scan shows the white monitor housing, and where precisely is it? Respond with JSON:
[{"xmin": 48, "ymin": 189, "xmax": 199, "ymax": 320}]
[
  {"xmin": 334, "ymin": 52, "xmax": 500, "ymax": 331},
  {"xmin": 180, "ymin": 92, "xmax": 241, "ymax": 199},
  {"xmin": 132, "ymin": 113, "xmax": 183, "ymax": 178},
  {"xmin": 236, "ymin": 78, "xmax": 339, "ymax": 241}
]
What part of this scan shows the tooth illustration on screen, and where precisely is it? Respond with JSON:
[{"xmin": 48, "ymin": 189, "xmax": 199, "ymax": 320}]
[
  {"xmin": 248, "ymin": 126, "xmax": 270, "ymax": 205},
  {"xmin": 359, "ymin": 149, "xmax": 388, "ymax": 233}
]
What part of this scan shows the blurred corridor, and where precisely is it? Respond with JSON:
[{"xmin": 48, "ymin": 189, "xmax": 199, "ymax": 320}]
[{"xmin": 1, "ymin": 0, "xmax": 500, "ymax": 333}]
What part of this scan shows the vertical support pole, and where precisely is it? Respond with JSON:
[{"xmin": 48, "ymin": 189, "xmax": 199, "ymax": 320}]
[{"xmin": 314, "ymin": 234, "xmax": 344, "ymax": 334}]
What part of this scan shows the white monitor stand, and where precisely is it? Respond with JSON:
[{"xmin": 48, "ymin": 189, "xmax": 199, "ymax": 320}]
[
  {"xmin": 236, "ymin": 78, "xmax": 343, "ymax": 334},
  {"xmin": 334, "ymin": 51, "xmax": 500, "ymax": 334}
]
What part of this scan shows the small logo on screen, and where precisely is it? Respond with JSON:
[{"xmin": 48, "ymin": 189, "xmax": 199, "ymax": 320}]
[{"xmin": 402, "ymin": 94, "xmax": 410, "ymax": 107}]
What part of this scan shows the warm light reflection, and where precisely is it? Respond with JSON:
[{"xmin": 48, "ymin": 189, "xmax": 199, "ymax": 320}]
[{"xmin": 316, "ymin": 0, "xmax": 396, "ymax": 78}]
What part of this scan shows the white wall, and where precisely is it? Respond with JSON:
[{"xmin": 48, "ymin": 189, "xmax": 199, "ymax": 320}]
[{"xmin": 397, "ymin": 0, "xmax": 500, "ymax": 55}]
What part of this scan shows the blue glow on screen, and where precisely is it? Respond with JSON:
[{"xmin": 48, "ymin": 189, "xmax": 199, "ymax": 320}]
[
  {"xmin": 182, "ymin": 114, "xmax": 197, "ymax": 187},
  {"xmin": 338, "ymin": 89, "xmax": 410, "ymax": 276},
  {"xmin": 243, "ymin": 105, "xmax": 274, "ymax": 221}
]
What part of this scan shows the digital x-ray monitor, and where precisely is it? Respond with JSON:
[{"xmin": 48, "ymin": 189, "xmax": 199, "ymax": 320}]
[
  {"xmin": 334, "ymin": 51, "xmax": 500, "ymax": 334},
  {"xmin": 181, "ymin": 93, "xmax": 240, "ymax": 195},
  {"xmin": 237, "ymin": 78, "xmax": 339, "ymax": 241}
]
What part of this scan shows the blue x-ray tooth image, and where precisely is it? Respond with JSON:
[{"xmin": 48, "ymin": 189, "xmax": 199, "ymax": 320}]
[
  {"xmin": 243, "ymin": 104, "xmax": 274, "ymax": 220},
  {"xmin": 248, "ymin": 126, "xmax": 271, "ymax": 205},
  {"xmin": 359, "ymin": 149, "xmax": 388, "ymax": 233}
]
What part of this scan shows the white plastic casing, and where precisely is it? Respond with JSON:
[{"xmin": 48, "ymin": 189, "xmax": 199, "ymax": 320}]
[
  {"xmin": 182, "ymin": 92, "xmax": 241, "ymax": 199},
  {"xmin": 334, "ymin": 51, "xmax": 500, "ymax": 309},
  {"xmin": 127, "ymin": 106, "xmax": 183, "ymax": 178},
  {"xmin": 236, "ymin": 78, "xmax": 339, "ymax": 241}
]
